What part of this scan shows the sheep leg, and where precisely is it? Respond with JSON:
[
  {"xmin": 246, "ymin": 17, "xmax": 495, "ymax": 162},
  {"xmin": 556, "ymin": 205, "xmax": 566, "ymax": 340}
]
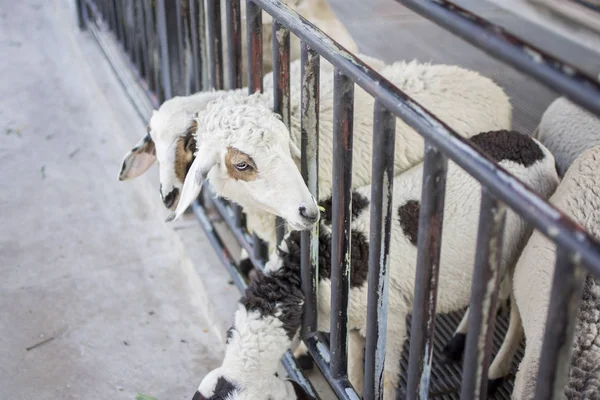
[
  {"xmin": 348, "ymin": 330, "xmax": 366, "ymax": 396},
  {"xmin": 292, "ymin": 341, "xmax": 314, "ymax": 370},
  {"xmin": 487, "ymin": 294, "xmax": 523, "ymax": 396},
  {"xmin": 443, "ymin": 308, "xmax": 469, "ymax": 362}
]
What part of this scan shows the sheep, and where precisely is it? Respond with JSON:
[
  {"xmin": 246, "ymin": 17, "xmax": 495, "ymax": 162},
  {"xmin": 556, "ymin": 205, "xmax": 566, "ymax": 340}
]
[
  {"xmin": 534, "ymin": 97, "xmax": 600, "ymax": 177},
  {"xmin": 500, "ymin": 145, "xmax": 600, "ymax": 400},
  {"xmin": 168, "ymin": 60, "xmax": 513, "ymax": 246},
  {"xmin": 442, "ymin": 96, "xmax": 600, "ymax": 379},
  {"xmin": 191, "ymin": 130, "xmax": 560, "ymax": 400}
]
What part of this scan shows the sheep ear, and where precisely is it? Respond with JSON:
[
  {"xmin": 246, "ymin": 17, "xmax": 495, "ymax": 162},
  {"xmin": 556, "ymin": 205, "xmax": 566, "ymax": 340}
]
[
  {"xmin": 166, "ymin": 146, "xmax": 216, "ymax": 222},
  {"xmin": 119, "ymin": 133, "xmax": 156, "ymax": 180}
]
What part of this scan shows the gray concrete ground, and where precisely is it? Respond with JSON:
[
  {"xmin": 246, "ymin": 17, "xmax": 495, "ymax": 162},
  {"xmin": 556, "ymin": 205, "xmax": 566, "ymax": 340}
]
[{"xmin": 0, "ymin": 1, "xmax": 237, "ymax": 399}]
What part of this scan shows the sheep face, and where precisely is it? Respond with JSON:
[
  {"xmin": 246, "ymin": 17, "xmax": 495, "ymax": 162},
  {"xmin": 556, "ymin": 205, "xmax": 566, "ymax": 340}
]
[
  {"xmin": 168, "ymin": 101, "xmax": 320, "ymax": 230},
  {"xmin": 194, "ymin": 367, "xmax": 313, "ymax": 400}
]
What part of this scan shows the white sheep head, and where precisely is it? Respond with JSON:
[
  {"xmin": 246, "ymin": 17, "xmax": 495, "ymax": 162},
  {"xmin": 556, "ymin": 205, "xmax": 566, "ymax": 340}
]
[
  {"xmin": 118, "ymin": 92, "xmax": 222, "ymax": 210},
  {"xmin": 166, "ymin": 92, "xmax": 320, "ymax": 231},
  {"xmin": 193, "ymin": 305, "xmax": 315, "ymax": 400}
]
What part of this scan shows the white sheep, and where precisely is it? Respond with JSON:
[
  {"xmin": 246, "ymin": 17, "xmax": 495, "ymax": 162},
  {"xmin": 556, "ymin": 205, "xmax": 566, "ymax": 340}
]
[
  {"xmin": 168, "ymin": 60, "xmax": 513, "ymax": 246},
  {"xmin": 192, "ymin": 130, "xmax": 560, "ymax": 400},
  {"xmin": 500, "ymin": 146, "xmax": 600, "ymax": 400},
  {"xmin": 534, "ymin": 97, "xmax": 600, "ymax": 177}
]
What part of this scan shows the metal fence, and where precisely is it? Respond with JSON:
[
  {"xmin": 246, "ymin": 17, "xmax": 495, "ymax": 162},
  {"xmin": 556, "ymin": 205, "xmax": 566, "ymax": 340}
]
[{"xmin": 76, "ymin": 0, "xmax": 600, "ymax": 399}]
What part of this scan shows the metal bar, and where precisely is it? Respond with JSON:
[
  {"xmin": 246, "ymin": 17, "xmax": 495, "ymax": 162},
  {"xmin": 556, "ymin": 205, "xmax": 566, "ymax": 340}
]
[
  {"xmin": 137, "ymin": 0, "xmax": 150, "ymax": 81},
  {"xmin": 246, "ymin": 0, "xmax": 263, "ymax": 94},
  {"xmin": 534, "ymin": 249, "xmax": 586, "ymax": 399},
  {"xmin": 460, "ymin": 190, "xmax": 507, "ymax": 399},
  {"xmin": 113, "ymin": 0, "xmax": 124, "ymax": 44},
  {"xmin": 273, "ymin": 20, "xmax": 291, "ymax": 249},
  {"xmin": 226, "ymin": 0, "xmax": 244, "ymax": 233},
  {"xmin": 156, "ymin": 0, "xmax": 186, "ymax": 99},
  {"xmin": 225, "ymin": 0, "xmax": 242, "ymax": 90},
  {"xmin": 108, "ymin": 0, "xmax": 117, "ymax": 31},
  {"xmin": 206, "ymin": 0, "xmax": 224, "ymax": 90},
  {"xmin": 188, "ymin": 0, "xmax": 201, "ymax": 92},
  {"xmin": 300, "ymin": 41, "xmax": 320, "ymax": 338},
  {"xmin": 398, "ymin": 0, "xmax": 600, "ymax": 119},
  {"xmin": 305, "ymin": 333, "xmax": 355, "ymax": 398},
  {"xmin": 330, "ymin": 68, "xmax": 354, "ymax": 379},
  {"xmin": 363, "ymin": 101, "xmax": 396, "ymax": 400},
  {"xmin": 224, "ymin": 0, "xmax": 242, "ymax": 178},
  {"xmin": 251, "ymin": 0, "xmax": 600, "ymax": 274},
  {"xmin": 133, "ymin": 0, "xmax": 143, "ymax": 73},
  {"xmin": 407, "ymin": 143, "xmax": 448, "ymax": 400},
  {"xmin": 75, "ymin": 0, "xmax": 87, "ymax": 29}
]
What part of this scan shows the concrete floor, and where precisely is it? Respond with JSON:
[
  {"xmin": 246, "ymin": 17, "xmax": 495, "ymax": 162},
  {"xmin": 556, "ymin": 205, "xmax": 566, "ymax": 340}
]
[{"xmin": 0, "ymin": 1, "xmax": 237, "ymax": 399}]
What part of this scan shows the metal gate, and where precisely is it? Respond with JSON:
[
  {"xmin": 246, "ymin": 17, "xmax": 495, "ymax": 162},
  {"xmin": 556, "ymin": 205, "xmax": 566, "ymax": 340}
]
[{"xmin": 75, "ymin": 0, "xmax": 600, "ymax": 399}]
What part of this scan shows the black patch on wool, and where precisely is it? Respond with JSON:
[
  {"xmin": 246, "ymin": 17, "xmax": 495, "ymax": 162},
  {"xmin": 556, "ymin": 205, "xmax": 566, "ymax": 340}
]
[
  {"xmin": 296, "ymin": 354, "xmax": 314, "ymax": 371},
  {"xmin": 225, "ymin": 326, "xmax": 235, "ymax": 344},
  {"xmin": 193, "ymin": 377, "xmax": 239, "ymax": 400},
  {"xmin": 316, "ymin": 229, "xmax": 370, "ymax": 288},
  {"xmin": 237, "ymin": 257, "xmax": 255, "ymax": 279},
  {"xmin": 470, "ymin": 130, "xmax": 544, "ymax": 167},
  {"xmin": 239, "ymin": 249, "xmax": 305, "ymax": 340},
  {"xmin": 442, "ymin": 332, "xmax": 466, "ymax": 363},
  {"xmin": 318, "ymin": 191, "xmax": 370, "ymax": 226},
  {"xmin": 397, "ymin": 200, "xmax": 420, "ymax": 246}
]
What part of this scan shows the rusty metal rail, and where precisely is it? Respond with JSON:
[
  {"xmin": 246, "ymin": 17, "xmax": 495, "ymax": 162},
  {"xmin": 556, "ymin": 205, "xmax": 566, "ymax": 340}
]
[{"xmin": 76, "ymin": 0, "xmax": 600, "ymax": 399}]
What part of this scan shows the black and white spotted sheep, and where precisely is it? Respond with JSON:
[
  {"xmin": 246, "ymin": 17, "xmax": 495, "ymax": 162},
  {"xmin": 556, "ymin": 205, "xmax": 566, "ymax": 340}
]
[{"xmin": 192, "ymin": 130, "xmax": 559, "ymax": 400}]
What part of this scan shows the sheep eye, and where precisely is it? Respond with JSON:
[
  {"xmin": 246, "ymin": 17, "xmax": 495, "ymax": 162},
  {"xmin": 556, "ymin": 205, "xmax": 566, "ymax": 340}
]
[{"xmin": 235, "ymin": 162, "xmax": 251, "ymax": 171}]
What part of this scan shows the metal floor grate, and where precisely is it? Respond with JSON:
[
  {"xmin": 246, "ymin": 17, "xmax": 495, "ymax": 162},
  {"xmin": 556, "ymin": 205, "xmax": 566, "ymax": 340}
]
[{"xmin": 398, "ymin": 307, "xmax": 525, "ymax": 399}]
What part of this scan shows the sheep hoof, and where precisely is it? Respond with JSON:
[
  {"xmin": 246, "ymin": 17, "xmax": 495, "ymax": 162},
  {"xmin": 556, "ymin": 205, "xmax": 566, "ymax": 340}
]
[
  {"xmin": 442, "ymin": 333, "xmax": 466, "ymax": 362},
  {"xmin": 296, "ymin": 354, "xmax": 315, "ymax": 371},
  {"xmin": 487, "ymin": 377, "xmax": 504, "ymax": 397},
  {"xmin": 238, "ymin": 258, "xmax": 255, "ymax": 279}
]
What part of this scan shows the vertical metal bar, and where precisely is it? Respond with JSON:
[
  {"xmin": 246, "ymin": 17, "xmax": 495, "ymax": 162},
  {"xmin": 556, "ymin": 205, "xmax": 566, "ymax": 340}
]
[
  {"xmin": 407, "ymin": 143, "xmax": 448, "ymax": 400},
  {"xmin": 460, "ymin": 189, "xmax": 507, "ymax": 399},
  {"xmin": 108, "ymin": 0, "xmax": 117, "ymax": 31},
  {"xmin": 330, "ymin": 68, "xmax": 354, "ymax": 379},
  {"xmin": 138, "ymin": 0, "xmax": 150, "ymax": 82},
  {"xmin": 133, "ymin": 0, "xmax": 143, "ymax": 73},
  {"xmin": 225, "ymin": 0, "xmax": 244, "ymax": 226},
  {"xmin": 188, "ymin": 0, "xmax": 200, "ymax": 92},
  {"xmin": 114, "ymin": 0, "xmax": 124, "ymax": 43},
  {"xmin": 534, "ymin": 248, "xmax": 585, "ymax": 399},
  {"xmin": 300, "ymin": 42, "xmax": 320, "ymax": 338},
  {"xmin": 75, "ymin": 0, "xmax": 87, "ymax": 29},
  {"xmin": 225, "ymin": 0, "xmax": 242, "ymax": 90},
  {"xmin": 143, "ymin": 0, "xmax": 159, "ymax": 94},
  {"xmin": 246, "ymin": 0, "xmax": 266, "ymax": 260},
  {"xmin": 246, "ymin": 0, "xmax": 263, "ymax": 94},
  {"xmin": 363, "ymin": 102, "xmax": 396, "ymax": 400},
  {"xmin": 206, "ymin": 0, "xmax": 224, "ymax": 90},
  {"xmin": 273, "ymin": 20, "xmax": 290, "ymax": 247},
  {"xmin": 156, "ymin": 0, "xmax": 185, "ymax": 99}
]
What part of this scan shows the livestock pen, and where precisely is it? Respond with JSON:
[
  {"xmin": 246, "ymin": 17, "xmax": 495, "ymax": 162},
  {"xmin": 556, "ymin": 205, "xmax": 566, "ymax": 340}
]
[{"xmin": 75, "ymin": 0, "xmax": 600, "ymax": 399}]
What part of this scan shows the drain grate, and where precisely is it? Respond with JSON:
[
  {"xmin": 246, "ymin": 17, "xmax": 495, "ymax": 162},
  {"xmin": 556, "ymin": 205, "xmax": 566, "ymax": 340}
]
[{"xmin": 397, "ymin": 307, "xmax": 525, "ymax": 399}]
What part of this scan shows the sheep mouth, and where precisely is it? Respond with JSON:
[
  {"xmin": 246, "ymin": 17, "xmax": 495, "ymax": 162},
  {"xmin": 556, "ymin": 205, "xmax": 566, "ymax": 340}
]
[{"xmin": 287, "ymin": 219, "xmax": 318, "ymax": 232}]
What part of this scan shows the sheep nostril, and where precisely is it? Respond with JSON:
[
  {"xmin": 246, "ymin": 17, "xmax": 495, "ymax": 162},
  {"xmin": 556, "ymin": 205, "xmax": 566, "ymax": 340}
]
[
  {"xmin": 162, "ymin": 188, "xmax": 180, "ymax": 209},
  {"xmin": 299, "ymin": 206, "xmax": 319, "ymax": 223}
]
